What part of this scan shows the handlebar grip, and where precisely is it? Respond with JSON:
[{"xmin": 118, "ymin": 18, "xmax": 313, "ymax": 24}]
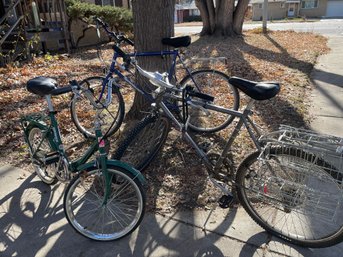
[
  {"xmin": 95, "ymin": 17, "xmax": 106, "ymax": 26},
  {"xmin": 188, "ymin": 90, "xmax": 214, "ymax": 102}
]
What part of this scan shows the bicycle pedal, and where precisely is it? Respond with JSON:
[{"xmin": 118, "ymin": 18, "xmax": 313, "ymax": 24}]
[
  {"xmin": 199, "ymin": 141, "xmax": 213, "ymax": 153},
  {"xmin": 218, "ymin": 194, "xmax": 234, "ymax": 209}
]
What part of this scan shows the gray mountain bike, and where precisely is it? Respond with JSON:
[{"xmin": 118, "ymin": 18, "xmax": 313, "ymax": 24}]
[{"xmin": 113, "ymin": 61, "xmax": 343, "ymax": 248}]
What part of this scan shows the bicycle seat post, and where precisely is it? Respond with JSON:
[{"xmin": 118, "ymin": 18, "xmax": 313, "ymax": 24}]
[{"xmin": 45, "ymin": 95, "xmax": 55, "ymax": 112}]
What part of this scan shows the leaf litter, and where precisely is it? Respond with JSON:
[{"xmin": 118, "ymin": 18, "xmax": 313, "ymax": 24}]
[{"xmin": 0, "ymin": 30, "xmax": 329, "ymax": 214}]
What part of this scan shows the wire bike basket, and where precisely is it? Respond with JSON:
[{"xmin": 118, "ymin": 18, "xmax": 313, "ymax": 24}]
[{"xmin": 253, "ymin": 125, "xmax": 343, "ymax": 223}]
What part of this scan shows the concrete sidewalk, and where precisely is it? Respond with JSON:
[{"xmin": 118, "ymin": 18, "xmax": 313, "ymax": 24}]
[
  {"xmin": 1, "ymin": 37, "xmax": 343, "ymax": 257},
  {"xmin": 310, "ymin": 35, "xmax": 343, "ymax": 137},
  {"xmin": 1, "ymin": 164, "xmax": 343, "ymax": 257}
]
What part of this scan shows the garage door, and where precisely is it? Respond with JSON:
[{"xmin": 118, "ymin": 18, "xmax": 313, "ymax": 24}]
[{"xmin": 326, "ymin": 1, "xmax": 343, "ymax": 17}]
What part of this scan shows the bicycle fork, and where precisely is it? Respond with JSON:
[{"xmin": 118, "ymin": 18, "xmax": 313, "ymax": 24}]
[{"xmin": 94, "ymin": 120, "xmax": 112, "ymax": 206}]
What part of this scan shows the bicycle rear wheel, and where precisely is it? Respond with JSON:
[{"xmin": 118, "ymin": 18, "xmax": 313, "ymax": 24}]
[
  {"xmin": 179, "ymin": 69, "xmax": 239, "ymax": 133},
  {"xmin": 113, "ymin": 115, "xmax": 171, "ymax": 171},
  {"xmin": 28, "ymin": 127, "xmax": 57, "ymax": 185},
  {"xmin": 70, "ymin": 76, "xmax": 125, "ymax": 138},
  {"xmin": 64, "ymin": 166, "xmax": 145, "ymax": 241},
  {"xmin": 236, "ymin": 148, "xmax": 343, "ymax": 248}
]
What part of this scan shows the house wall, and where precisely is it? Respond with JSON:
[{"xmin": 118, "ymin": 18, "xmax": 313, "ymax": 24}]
[
  {"xmin": 252, "ymin": 2, "xmax": 287, "ymax": 21},
  {"xmin": 70, "ymin": 19, "xmax": 109, "ymax": 47},
  {"xmin": 299, "ymin": 0, "xmax": 328, "ymax": 17},
  {"xmin": 86, "ymin": 0, "xmax": 130, "ymax": 7}
]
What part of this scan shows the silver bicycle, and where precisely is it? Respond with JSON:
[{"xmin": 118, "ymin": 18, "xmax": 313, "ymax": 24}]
[{"xmin": 113, "ymin": 60, "xmax": 343, "ymax": 248}]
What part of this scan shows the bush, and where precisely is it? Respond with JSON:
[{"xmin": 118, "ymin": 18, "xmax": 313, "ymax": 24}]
[
  {"xmin": 65, "ymin": 0, "xmax": 133, "ymax": 32},
  {"xmin": 184, "ymin": 15, "xmax": 202, "ymax": 22}
]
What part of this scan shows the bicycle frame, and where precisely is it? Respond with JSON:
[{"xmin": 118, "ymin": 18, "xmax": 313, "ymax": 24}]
[
  {"xmin": 158, "ymin": 98, "xmax": 262, "ymax": 172},
  {"xmin": 98, "ymin": 48, "xmax": 193, "ymax": 109},
  {"xmin": 22, "ymin": 95, "xmax": 106, "ymax": 174}
]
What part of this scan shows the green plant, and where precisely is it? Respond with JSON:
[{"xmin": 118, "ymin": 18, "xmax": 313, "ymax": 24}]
[{"xmin": 65, "ymin": 0, "xmax": 133, "ymax": 32}]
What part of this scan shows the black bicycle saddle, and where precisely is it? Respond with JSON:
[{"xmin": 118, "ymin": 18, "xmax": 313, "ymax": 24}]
[
  {"xmin": 229, "ymin": 77, "xmax": 280, "ymax": 100},
  {"xmin": 27, "ymin": 77, "xmax": 58, "ymax": 96}
]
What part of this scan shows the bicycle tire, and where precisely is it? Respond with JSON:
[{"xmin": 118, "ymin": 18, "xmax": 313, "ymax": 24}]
[
  {"xmin": 112, "ymin": 115, "xmax": 171, "ymax": 171},
  {"xmin": 70, "ymin": 76, "xmax": 125, "ymax": 138},
  {"xmin": 28, "ymin": 127, "xmax": 57, "ymax": 185},
  {"xmin": 63, "ymin": 166, "xmax": 146, "ymax": 241},
  {"xmin": 235, "ymin": 148, "xmax": 343, "ymax": 248},
  {"xmin": 179, "ymin": 69, "xmax": 239, "ymax": 133}
]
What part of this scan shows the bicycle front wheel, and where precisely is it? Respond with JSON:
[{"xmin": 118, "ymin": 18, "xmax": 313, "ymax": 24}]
[
  {"xmin": 236, "ymin": 148, "xmax": 343, "ymax": 248},
  {"xmin": 113, "ymin": 115, "xmax": 171, "ymax": 171},
  {"xmin": 70, "ymin": 76, "xmax": 125, "ymax": 138},
  {"xmin": 179, "ymin": 69, "xmax": 239, "ymax": 133},
  {"xmin": 64, "ymin": 166, "xmax": 146, "ymax": 241}
]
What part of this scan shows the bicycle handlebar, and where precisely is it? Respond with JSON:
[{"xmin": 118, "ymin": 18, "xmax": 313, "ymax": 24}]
[{"xmin": 94, "ymin": 17, "xmax": 134, "ymax": 46}]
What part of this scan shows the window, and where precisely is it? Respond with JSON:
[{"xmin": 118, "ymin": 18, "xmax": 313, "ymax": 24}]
[
  {"xmin": 102, "ymin": 0, "xmax": 115, "ymax": 6},
  {"xmin": 301, "ymin": 0, "xmax": 318, "ymax": 8},
  {"xmin": 281, "ymin": 2, "xmax": 285, "ymax": 8},
  {"xmin": 258, "ymin": 3, "xmax": 263, "ymax": 8}
]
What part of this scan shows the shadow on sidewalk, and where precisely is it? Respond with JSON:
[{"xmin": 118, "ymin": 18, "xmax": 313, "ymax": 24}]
[
  {"xmin": 312, "ymin": 69, "xmax": 343, "ymax": 89},
  {"xmin": 0, "ymin": 171, "xmax": 235, "ymax": 257},
  {"xmin": 240, "ymin": 232, "xmax": 343, "ymax": 257}
]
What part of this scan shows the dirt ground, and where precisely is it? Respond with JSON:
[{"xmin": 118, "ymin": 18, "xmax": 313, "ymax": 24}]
[{"xmin": 0, "ymin": 30, "xmax": 328, "ymax": 213}]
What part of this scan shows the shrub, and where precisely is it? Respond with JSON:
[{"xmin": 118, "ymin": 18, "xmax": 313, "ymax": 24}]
[
  {"xmin": 184, "ymin": 15, "xmax": 202, "ymax": 22},
  {"xmin": 65, "ymin": 0, "xmax": 133, "ymax": 32}
]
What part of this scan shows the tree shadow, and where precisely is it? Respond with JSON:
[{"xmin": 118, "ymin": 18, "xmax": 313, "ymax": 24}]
[
  {"xmin": 188, "ymin": 32, "xmax": 317, "ymax": 79},
  {"xmin": 0, "ymin": 168, "xmax": 238, "ymax": 257},
  {"xmin": 310, "ymin": 74, "xmax": 343, "ymax": 114},
  {"xmin": 0, "ymin": 173, "xmax": 67, "ymax": 257},
  {"xmin": 253, "ymin": 96, "xmax": 309, "ymax": 131},
  {"xmin": 240, "ymin": 232, "xmax": 343, "ymax": 257},
  {"xmin": 312, "ymin": 69, "xmax": 343, "ymax": 89}
]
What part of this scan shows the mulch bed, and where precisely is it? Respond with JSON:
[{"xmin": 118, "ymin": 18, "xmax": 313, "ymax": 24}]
[{"xmin": 0, "ymin": 30, "xmax": 328, "ymax": 213}]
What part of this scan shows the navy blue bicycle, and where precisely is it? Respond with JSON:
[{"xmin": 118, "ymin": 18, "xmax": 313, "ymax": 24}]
[{"xmin": 70, "ymin": 18, "xmax": 240, "ymax": 138}]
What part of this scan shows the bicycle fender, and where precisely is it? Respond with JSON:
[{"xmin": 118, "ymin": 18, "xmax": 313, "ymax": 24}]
[{"xmin": 78, "ymin": 160, "xmax": 147, "ymax": 186}]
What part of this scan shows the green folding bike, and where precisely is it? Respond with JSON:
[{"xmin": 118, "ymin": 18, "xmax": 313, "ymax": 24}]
[{"xmin": 21, "ymin": 76, "xmax": 146, "ymax": 241}]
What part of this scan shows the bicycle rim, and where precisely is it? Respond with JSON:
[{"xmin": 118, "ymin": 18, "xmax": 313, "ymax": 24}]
[
  {"xmin": 28, "ymin": 127, "xmax": 57, "ymax": 184},
  {"xmin": 71, "ymin": 77, "xmax": 125, "ymax": 138},
  {"xmin": 236, "ymin": 150, "xmax": 343, "ymax": 247},
  {"xmin": 179, "ymin": 69, "xmax": 239, "ymax": 133},
  {"xmin": 64, "ymin": 167, "xmax": 145, "ymax": 241}
]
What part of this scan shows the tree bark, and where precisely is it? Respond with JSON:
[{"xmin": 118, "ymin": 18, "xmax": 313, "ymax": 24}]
[
  {"xmin": 128, "ymin": 0, "xmax": 175, "ymax": 119},
  {"xmin": 214, "ymin": 0, "xmax": 234, "ymax": 36},
  {"xmin": 233, "ymin": 0, "xmax": 249, "ymax": 35},
  {"xmin": 196, "ymin": 0, "xmax": 248, "ymax": 37},
  {"xmin": 195, "ymin": 0, "xmax": 216, "ymax": 35}
]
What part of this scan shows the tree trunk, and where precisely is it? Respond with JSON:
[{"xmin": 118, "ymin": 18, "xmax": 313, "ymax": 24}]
[
  {"xmin": 196, "ymin": 0, "xmax": 236, "ymax": 37},
  {"xmin": 233, "ymin": 0, "xmax": 249, "ymax": 35},
  {"xmin": 128, "ymin": 0, "xmax": 175, "ymax": 119},
  {"xmin": 214, "ymin": 0, "xmax": 234, "ymax": 36},
  {"xmin": 195, "ymin": 0, "xmax": 215, "ymax": 35}
]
